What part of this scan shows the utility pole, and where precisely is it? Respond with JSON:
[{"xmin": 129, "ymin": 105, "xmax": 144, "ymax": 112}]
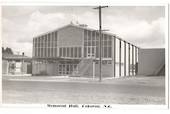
[{"xmin": 93, "ymin": 6, "xmax": 108, "ymax": 82}]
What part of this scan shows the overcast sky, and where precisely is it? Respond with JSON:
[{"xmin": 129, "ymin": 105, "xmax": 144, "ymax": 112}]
[{"xmin": 2, "ymin": 6, "xmax": 165, "ymax": 57}]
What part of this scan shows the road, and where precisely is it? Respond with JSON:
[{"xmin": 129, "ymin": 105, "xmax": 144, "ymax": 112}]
[{"xmin": 2, "ymin": 76, "xmax": 165, "ymax": 104}]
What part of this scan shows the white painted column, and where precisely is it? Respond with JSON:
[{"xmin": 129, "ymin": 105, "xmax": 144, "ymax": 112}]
[{"xmin": 92, "ymin": 60, "xmax": 95, "ymax": 79}]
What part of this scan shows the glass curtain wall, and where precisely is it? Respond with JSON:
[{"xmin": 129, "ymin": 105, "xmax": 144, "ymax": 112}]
[
  {"xmin": 33, "ymin": 31, "xmax": 58, "ymax": 58},
  {"xmin": 84, "ymin": 29, "xmax": 112, "ymax": 59}
]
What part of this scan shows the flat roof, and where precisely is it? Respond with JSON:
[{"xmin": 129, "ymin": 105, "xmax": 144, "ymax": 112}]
[{"xmin": 2, "ymin": 54, "xmax": 31, "ymax": 61}]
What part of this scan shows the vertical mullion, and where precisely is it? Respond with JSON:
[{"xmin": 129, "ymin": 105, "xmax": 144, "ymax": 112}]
[
  {"xmin": 46, "ymin": 35, "xmax": 48, "ymax": 58},
  {"xmin": 113, "ymin": 36, "xmax": 116, "ymax": 77},
  {"xmin": 124, "ymin": 41, "xmax": 126, "ymax": 76},
  {"xmin": 43, "ymin": 36, "xmax": 45, "ymax": 58},
  {"xmin": 39, "ymin": 37, "xmax": 41, "ymax": 58},
  {"xmin": 119, "ymin": 40, "xmax": 121, "ymax": 77},
  {"xmin": 87, "ymin": 30, "xmax": 88, "ymax": 57},
  {"xmin": 132, "ymin": 45, "xmax": 134, "ymax": 76},
  {"xmin": 137, "ymin": 47, "xmax": 139, "ymax": 75},
  {"xmin": 53, "ymin": 34, "xmax": 54, "ymax": 58},
  {"xmin": 50, "ymin": 33, "xmax": 52, "ymax": 58},
  {"xmin": 135, "ymin": 46, "xmax": 137, "ymax": 75},
  {"xmin": 128, "ymin": 43, "xmax": 130, "ymax": 76},
  {"xmin": 33, "ymin": 38, "xmax": 35, "ymax": 57}
]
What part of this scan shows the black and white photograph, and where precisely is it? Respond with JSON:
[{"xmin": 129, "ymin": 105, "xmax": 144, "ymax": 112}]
[{"xmin": 1, "ymin": 5, "xmax": 166, "ymax": 106}]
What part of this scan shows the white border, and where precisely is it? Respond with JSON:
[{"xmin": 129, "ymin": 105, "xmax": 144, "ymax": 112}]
[{"xmin": 0, "ymin": 1, "xmax": 169, "ymax": 111}]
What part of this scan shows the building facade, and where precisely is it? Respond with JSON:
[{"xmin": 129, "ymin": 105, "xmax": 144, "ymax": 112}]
[
  {"xmin": 2, "ymin": 53, "xmax": 32, "ymax": 75},
  {"xmin": 32, "ymin": 24, "xmax": 139, "ymax": 78}
]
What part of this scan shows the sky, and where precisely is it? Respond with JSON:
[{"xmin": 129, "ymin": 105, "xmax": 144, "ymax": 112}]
[{"xmin": 2, "ymin": 6, "xmax": 165, "ymax": 57}]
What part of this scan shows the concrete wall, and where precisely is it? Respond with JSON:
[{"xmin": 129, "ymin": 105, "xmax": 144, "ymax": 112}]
[
  {"xmin": 95, "ymin": 63, "xmax": 113, "ymax": 78},
  {"xmin": 57, "ymin": 25, "xmax": 83, "ymax": 47},
  {"xmin": 2, "ymin": 60, "xmax": 8, "ymax": 74},
  {"xmin": 32, "ymin": 62, "xmax": 59, "ymax": 76},
  {"xmin": 138, "ymin": 48, "xmax": 165, "ymax": 76}
]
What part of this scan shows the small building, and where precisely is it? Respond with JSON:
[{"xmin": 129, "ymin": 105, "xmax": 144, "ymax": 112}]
[
  {"xmin": 2, "ymin": 53, "xmax": 32, "ymax": 75},
  {"xmin": 32, "ymin": 23, "xmax": 139, "ymax": 78},
  {"xmin": 138, "ymin": 48, "xmax": 165, "ymax": 76}
]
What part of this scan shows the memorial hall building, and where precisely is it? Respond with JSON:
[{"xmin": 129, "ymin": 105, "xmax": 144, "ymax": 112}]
[{"xmin": 32, "ymin": 23, "xmax": 139, "ymax": 78}]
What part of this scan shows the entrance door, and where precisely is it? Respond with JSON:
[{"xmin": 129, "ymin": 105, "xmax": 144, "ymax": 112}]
[
  {"xmin": 27, "ymin": 63, "xmax": 32, "ymax": 74},
  {"xmin": 87, "ymin": 46, "xmax": 95, "ymax": 58}
]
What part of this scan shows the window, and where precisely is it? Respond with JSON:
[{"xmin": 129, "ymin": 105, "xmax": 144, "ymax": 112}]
[
  {"xmin": 104, "ymin": 47, "xmax": 107, "ymax": 58},
  {"xmin": 104, "ymin": 40, "xmax": 107, "ymax": 46},
  {"xmin": 41, "ymin": 48, "xmax": 43, "ymax": 57},
  {"xmin": 102, "ymin": 60, "xmax": 107, "ymax": 64},
  {"xmin": 108, "ymin": 36, "xmax": 112, "ymax": 46},
  {"xmin": 51, "ymin": 48, "xmax": 53, "ymax": 57},
  {"xmin": 84, "ymin": 41, "xmax": 88, "ymax": 46},
  {"xmin": 108, "ymin": 46, "xmax": 112, "ymax": 58},
  {"xmin": 84, "ymin": 30, "xmax": 87, "ymax": 41},
  {"xmin": 88, "ymin": 40, "xmax": 91, "ymax": 46},
  {"xmin": 55, "ymin": 48, "xmax": 57, "ymax": 57},
  {"xmin": 55, "ymin": 31, "xmax": 57, "ymax": 41},
  {"xmin": 70, "ymin": 65, "xmax": 73, "ymax": 72},
  {"xmin": 68, "ymin": 48, "xmax": 71, "ymax": 57},
  {"xmin": 73, "ymin": 64, "xmax": 78, "ymax": 73},
  {"xmin": 63, "ymin": 48, "xmax": 66, "ymax": 57},
  {"xmin": 48, "ymin": 48, "xmax": 50, "ymax": 57},
  {"xmin": 104, "ymin": 34, "xmax": 107, "ymax": 41},
  {"xmin": 39, "ymin": 37, "xmax": 42, "ymax": 48},
  {"xmin": 88, "ymin": 47, "xmax": 90, "ymax": 53},
  {"xmin": 67, "ymin": 47, "xmax": 69, "ymax": 57},
  {"xmin": 95, "ymin": 61, "xmax": 99, "ymax": 64},
  {"xmin": 59, "ymin": 48, "xmax": 62, "ymax": 57},
  {"xmin": 63, "ymin": 64, "xmax": 66, "ymax": 74},
  {"xmin": 96, "ymin": 47, "xmax": 99, "ymax": 58},
  {"xmin": 44, "ymin": 47, "xmax": 47, "ymax": 57},
  {"xmin": 71, "ymin": 47, "xmax": 73, "ymax": 57},
  {"xmin": 88, "ymin": 31, "xmax": 91, "ymax": 40},
  {"xmin": 78, "ymin": 47, "xmax": 81, "ymax": 57},
  {"xmin": 38, "ymin": 37, "xmax": 40, "ymax": 48},
  {"xmin": 96, "ymin": 40, "xmax": 99, "ymax": 46},
  {"xmin": 51, "ymin": 33, "xmax": 54, "ymax": 48},
  {"xmin": 84, "ymin": 47, "xmax": 87, "ymax": 57},
  {"xmin": 96, "ymin": 33, "xmax": 99, "ymax": 40},
  {"xmin": 48, "ymin": 34, "xmax": 50, "ymax": 47},
  {"xmin": 92, "ymin": 40, "xmax": 95, "ymax": 46},
  {"xmin": 38, "ymin": 47, "xmax": 40, "ymax": 57},
  {"xmin": 66, "ymin": 65, "xmax": 70, "ymax": 74},
  {"xmin": 92, "ymin": 31, "xmax": 95, "ymax": 40},
  {"xmin": 107, "ymin": 60, "xmax": 112, "ymax": 64},
  {"xmin": 53, "ymin": 47, "xmax": 55, "ymax": 57},
  {"xmin": 45, "ymin": 35, "xmax": 47, "ymax": 47},
  {"xmin": 92, "ymin": 47, "xmax": 95, "ymax": 54},
  {"xmin": 75, "ymin": 47, "xmax": 77, "ymax": 58}
]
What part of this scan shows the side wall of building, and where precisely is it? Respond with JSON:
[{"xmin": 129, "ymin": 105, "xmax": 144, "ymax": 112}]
[{"xmin": 138, "ymin": 48, "xmax": 165, "ymax": 76}]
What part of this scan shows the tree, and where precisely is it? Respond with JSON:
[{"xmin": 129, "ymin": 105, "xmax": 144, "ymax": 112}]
[
  {"xmin": 2, "ymin": 47, "xmax": 13, "ymax": 55},
  {"xmin": 2, "ymin": 47, "xmax": 5, "ymax": 53}
]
